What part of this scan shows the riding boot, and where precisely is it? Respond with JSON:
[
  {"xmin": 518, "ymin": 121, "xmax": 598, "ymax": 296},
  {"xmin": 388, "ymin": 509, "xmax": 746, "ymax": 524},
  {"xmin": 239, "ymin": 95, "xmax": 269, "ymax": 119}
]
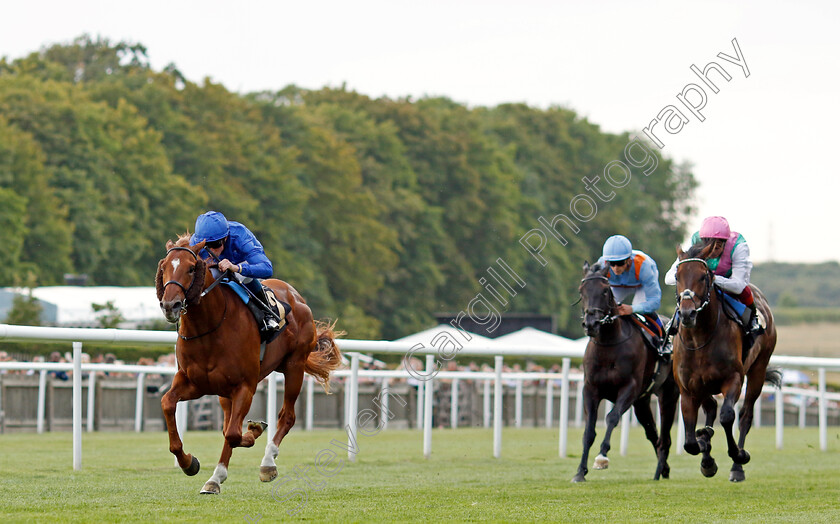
[
  {"xmin": 659, "ymin": 334, "xmax": 673, "ymax": 360},
  {"xmin": 665, "ymin": 309, "xmax": 680, "ymax": 336},
  {"xmin": 741, "ymin": 303, "xmax": 763, "ymax": 336},
  {"xmin": 244, "ymin": 279, "xmax": 281, "ymax": 331}
]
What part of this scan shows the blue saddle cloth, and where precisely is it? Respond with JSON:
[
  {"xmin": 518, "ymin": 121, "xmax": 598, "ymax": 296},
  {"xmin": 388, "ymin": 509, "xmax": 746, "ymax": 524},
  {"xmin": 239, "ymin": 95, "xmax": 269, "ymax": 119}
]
[
  {"xmin": 719, "ymin": 288, "xmax": 746, "ymax": 316},
  {"xmin": 222, "ymin": 279, "xmax": 251, "ymax": 303},
  {"xmin": 221, "ymin": 279, "xmax": 289, "ymax": 347}
]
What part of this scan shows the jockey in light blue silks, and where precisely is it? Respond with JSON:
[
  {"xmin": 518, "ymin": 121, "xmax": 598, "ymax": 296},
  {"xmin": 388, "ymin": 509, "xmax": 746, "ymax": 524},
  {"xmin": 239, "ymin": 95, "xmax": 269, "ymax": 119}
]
[
  {"xmin": 596, "ymin": 234, "xmax": 663, "ymax": 325},
  {"xmin": 190, "ymin": 211, "xmax": 281, "ymax": 331}
]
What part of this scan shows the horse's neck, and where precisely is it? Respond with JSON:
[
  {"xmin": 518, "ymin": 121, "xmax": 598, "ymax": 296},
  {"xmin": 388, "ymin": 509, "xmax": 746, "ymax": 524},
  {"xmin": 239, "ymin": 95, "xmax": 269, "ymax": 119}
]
[
  {"xmin": 595, "ymin": 317, "xmax": 626, "ymax": 345},
  {"xmin": 180, "ymin": 278, "xmax": 226, "ymax": 332}
]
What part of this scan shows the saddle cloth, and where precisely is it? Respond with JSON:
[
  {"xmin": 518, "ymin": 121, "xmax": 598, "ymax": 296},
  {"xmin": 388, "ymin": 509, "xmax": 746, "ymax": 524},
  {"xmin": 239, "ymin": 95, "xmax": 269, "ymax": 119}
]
[{"xmin": 222, "ymin": 280, "xmax": 291, "ymax": 344}]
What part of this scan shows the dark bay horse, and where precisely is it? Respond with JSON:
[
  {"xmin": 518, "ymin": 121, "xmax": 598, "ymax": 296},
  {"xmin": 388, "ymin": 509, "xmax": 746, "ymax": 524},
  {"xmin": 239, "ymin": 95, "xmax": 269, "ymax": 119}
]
[
  {"xmin": 156, "ymin": 235, "xmax": 342, "ymax": 494},
  {"xmin": 572, "ymin": 262, "xmax": 679, "ymax": 483},
  {"xmin": 672, "ymin": 244, "xmax": 779, "ymax": 482}
]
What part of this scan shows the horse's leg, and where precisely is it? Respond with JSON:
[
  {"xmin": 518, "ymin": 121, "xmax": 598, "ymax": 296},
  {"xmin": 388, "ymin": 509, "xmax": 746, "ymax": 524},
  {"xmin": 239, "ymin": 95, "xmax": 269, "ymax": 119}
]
[
  {"xmin": 201, "ymin": 397, "xmax": 233, "ymax": 495},
  {"xmin": 632, "ymin": 397, "xmax": 662, "ymax": 480},
  {"xmin": 720, "ymin": 374, "xmax": 747, "ymax": 467},
  {"xmin": 730, "ymin": 366, "xmax": 765, "ymax": 482},
  {"xmin": 680, "ymin": 394, "xmax": 702, "ymax": 456},
  {"xmin": 697, "ymin": 396, "xmax": 718, "ymax": 478},
  {"xmin": 593, "ymin": 382, "xmax": 637, "ymax": 471},
  {"xmin": 656, "ymin": 382, "xmax": 680, "ymax": 480},
  {"xmin": 161, "ymin": 371, "xmax": 203, "ymax": 476},
  {"xmin": 261, "ymin": 362, "xmax": 305, "ymax": 483},
  {"xmin": 571, "ymin": 386, "xmax": 599, "ymax": 483},
  {"xmin": 222, "ymin": 384, "xmax": 260, "ymax": 449}
]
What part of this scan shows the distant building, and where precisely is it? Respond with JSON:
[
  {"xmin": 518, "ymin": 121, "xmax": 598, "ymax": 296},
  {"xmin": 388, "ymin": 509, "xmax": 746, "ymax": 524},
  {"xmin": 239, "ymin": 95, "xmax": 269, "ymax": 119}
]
[{"xmin": 0, "ymin": 287, "xmax": 161, "ymax": 328}]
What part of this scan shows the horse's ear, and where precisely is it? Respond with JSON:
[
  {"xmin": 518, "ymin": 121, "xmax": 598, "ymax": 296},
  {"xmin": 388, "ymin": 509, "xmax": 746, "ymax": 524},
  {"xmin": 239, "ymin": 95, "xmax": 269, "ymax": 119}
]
[
  {"xmin": 601, "ymin": 264, "xmax": 610, "ymax": 276},
  {"xmin": 582, "ymin": 261, "xmax": 590, "ymax": 275},
  {"xmin": 155, "ymin": 259, "xmax": 165, "ymax": 301},
  {"xmin": 165, "ymin": 239, "xmax": 174, "ymax": 250},
  {"xmin": 192, "ymin": 240, "xmax": 206, "ymax": 254},
  {"xmin": 699, "ymin": 241, "xmax": 715, "ymax": 260},
  {"xmin": 676, "ymin": 245, "xmax": 686, "ymax": 259}
]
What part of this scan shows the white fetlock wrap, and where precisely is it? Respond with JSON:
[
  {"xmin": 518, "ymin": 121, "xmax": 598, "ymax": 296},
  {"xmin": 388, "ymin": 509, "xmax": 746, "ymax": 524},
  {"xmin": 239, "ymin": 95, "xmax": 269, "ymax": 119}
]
[
  {"xmin": 209, "ymin": 463, "xmax": 228, "ymax": 485},
  {"xmin": 261, "ymin": 442, "xmax": 279, "ymax": 467},
  {"xmin": 593, "ymin": 454, "xmax": 610, "ymax": 470}
]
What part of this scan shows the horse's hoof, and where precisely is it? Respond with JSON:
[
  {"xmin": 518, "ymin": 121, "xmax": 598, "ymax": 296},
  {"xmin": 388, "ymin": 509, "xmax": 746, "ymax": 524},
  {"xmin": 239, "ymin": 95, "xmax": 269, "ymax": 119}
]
[
  {"xmin": 200, "ymin": 481, "xmax": 220, "ymax": 495},
  {"xmin": 734, "ymin": 449, "xmax": 750, "ymax": 465},
  {"xmin": 571, "ymin": 473, "xmax": 586, "ymax": 483},
  {"xmin": 700, "ymin": 460, "xmax": 718, "ymax": 478},
  {"xmin": 260, "ymin": 465, "xmax": 278, "ymax": 483},
  {"xmin": 661, "ymin": 465, "xmax": 670, "ymax": 479},
  {"xmin": 729, "ymin": 469, "xmax": 746, "ymax": 482},
  {"xmin": 684, "ymin": 442, "xmax": 700, "ymax": 455},
  {"xmin": 248, "ymin": 420, "xmax": 269, "ymax": 433},
  {"xmin": 593, "ymin": 454, "xmax": 609, "ymax": 470},
  {"xmin": 183, "ymin": 456, "xmax": 200, "ymax": 476}
]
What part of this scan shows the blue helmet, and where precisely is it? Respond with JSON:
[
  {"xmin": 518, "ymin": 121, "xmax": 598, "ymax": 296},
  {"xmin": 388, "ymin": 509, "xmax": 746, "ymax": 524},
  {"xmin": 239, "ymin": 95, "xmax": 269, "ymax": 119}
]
[
  {"xmin": 194, "ymin": 211, "xmax": 230, "ymax": 243},
  {"xmin": 602, "ymin": 235, "xmax": 633, "ymax": 261}
]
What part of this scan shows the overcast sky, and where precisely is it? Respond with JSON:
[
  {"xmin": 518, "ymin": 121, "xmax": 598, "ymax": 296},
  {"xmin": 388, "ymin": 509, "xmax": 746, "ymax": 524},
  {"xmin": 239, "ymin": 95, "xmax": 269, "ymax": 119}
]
[{"xmin": 2, "ymin": 0, "xmax": 836, "ymax": 263}]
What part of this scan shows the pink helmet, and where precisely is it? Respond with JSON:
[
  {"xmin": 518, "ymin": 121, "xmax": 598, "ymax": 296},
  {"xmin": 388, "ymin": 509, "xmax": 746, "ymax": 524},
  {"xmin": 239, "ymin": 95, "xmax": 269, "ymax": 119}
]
[{"xmin": 699, "ymin": 216, "xmax": 731, "ymax": 240}]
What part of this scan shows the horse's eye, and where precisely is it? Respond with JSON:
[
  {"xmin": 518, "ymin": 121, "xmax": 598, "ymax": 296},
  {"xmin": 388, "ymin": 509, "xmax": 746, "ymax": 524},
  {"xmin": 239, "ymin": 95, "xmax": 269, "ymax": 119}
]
[{"xmin": 188, "ymin": 266, "xmax": 195, "ymax": 274}]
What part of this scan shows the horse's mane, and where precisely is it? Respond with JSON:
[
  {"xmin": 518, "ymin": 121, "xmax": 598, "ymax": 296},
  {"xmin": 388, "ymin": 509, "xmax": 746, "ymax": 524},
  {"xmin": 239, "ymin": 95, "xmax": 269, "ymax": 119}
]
[{"xmin": 173, "ymin": 233, "xmax": 192, "ymax": 247}]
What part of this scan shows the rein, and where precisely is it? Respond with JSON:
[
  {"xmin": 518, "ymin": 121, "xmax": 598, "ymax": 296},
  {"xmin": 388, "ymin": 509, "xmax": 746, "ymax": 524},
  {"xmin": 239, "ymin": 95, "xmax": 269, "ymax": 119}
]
[
  {"xmin": 177, "ymin": 292, "xmax": 228, "ymax": 341},
  {"xmin": 163, "ymin": 245, "xmax": 230, "ymax": 340},
  {"xmin": 677, "ymin": 302, "xmax": 721, "ymax": 351}
]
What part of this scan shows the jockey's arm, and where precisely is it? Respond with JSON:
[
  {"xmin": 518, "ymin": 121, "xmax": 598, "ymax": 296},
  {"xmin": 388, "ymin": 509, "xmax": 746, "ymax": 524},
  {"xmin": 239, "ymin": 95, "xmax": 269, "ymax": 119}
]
[
  {"xmin": 712, "ymin": 242, "xmax": 752, "ymax": 294},
  {"xmin": 236, "ymin": 241, "xmax": 273, "ymax": 279},
  {"xmin": 632, "ymin": 260, "xmax": 662, "ymax": 314},
  {"xmin": 664, "ymin": 258, "xmax": 678, "ymax": 286}
]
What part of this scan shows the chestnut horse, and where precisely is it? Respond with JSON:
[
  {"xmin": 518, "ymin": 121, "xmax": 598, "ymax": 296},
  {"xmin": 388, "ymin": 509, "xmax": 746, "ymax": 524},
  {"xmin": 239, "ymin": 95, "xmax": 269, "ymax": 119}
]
[
  {"xmin": 572, "ymin": 262, "xmax": 679, "ymax": 483},
  {"xmin": 672, "ymin": 244, "xmax": 779, "ymax": 482},
  {"xmin": 156, "ymin": 235, "xmax": 342, "ymax": 494}
]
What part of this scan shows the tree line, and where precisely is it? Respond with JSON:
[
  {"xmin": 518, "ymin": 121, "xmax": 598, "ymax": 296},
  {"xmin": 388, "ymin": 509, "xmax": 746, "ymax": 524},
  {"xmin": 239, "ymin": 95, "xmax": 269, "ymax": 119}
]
[{"xmin": 0, "ymin": 36, "xmax": 697, "ymax": 339}]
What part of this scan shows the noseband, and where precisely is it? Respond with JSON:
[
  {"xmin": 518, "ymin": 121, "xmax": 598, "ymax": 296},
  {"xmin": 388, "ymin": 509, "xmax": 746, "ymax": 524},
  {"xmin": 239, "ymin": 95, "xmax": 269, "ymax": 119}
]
[
  {"xmin": 580, "ymin": 274, "xmax": 618, "ymax": 326},
  {"xmin": 675, "ymin": 258, "xmax": 712, "ymax": 313},
  {"xmin": 163, "ymin": 246, "xmax": 199, "ymax": 316}
]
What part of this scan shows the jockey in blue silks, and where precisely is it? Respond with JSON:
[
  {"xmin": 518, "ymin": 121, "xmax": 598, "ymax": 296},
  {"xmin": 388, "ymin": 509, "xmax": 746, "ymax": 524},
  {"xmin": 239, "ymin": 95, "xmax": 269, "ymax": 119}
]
[
  {"xmin": 596, "ymin": 234, "xmax": 663, "ymax": 328},
  {"xmin": 190, "ymin": 211, "xmax": 280, "ymax": 331}
]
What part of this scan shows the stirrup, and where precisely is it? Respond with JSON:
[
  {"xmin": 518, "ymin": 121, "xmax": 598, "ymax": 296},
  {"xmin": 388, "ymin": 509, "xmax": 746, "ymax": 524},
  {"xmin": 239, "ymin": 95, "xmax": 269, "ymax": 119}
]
[
  {"xmin": 265, "ymin": 317, "xmax": 281, "ymax": 331},
  {"xmin": 659, "ymin": 336, "xmax": 673, "ymax": 358}
]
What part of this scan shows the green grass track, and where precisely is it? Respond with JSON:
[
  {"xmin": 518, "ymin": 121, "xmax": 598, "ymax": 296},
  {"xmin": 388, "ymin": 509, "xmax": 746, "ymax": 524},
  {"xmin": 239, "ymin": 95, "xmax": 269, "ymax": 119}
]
[{"xmin": 1, "ymin": 426, "xmax": 838, "ymax": 522}]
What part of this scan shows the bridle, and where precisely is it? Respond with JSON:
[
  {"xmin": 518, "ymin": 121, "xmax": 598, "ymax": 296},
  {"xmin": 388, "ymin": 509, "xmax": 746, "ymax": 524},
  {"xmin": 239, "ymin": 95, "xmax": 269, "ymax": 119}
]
[
  {"xmin": 674, "ymin": 257, "xmax": 720, "ymax": 351},
  {"xmin": 162, "ymin": 245, "xmax": 229, "ymax": 340},
  {"xmin": 580, "ymin": 274, "xmax": 618, "ymax": 326},
  {"xmin": 162, "ymin": 247, "xmax": 199, "ymax": 316},
  {"xmin": 675, "ymin": 258, "xmax": 712, "ymax": 313}
]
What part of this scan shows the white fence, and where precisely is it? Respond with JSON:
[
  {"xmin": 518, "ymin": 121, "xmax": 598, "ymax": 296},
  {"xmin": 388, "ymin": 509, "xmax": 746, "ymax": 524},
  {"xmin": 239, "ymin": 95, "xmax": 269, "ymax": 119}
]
[{"xmin": 1, "ymin": 323, "xmax": 839, "ymax": 471}]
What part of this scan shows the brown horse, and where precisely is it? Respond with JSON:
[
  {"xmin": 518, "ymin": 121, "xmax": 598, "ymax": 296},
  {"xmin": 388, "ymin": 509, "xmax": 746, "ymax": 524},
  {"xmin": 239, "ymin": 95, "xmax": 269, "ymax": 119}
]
[
  {"xmin": 155, "ymin": 235, "xmax": 342, "ymax": 494},
  {"xmin": 672, "ymin": 243, "xmax": 779, "ymax": 482},
  {"xmin": 572, "ymin": 262, "xmax": 679, "ymax": 483}
]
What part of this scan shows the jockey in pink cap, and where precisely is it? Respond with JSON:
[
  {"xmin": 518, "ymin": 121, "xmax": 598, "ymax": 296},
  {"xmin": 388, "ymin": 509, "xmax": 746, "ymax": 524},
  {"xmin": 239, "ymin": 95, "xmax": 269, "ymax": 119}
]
[{"xmin": 662, "ymin": 216, "xmax": 762, "ymax": 350}]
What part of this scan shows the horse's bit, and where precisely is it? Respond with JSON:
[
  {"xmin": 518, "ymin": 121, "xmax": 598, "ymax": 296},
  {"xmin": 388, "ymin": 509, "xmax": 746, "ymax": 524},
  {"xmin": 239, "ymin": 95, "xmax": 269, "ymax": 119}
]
[
  {"xmin": 162, "ymin": 246, "xmax": 199, "ymax": 316},
  {"xmin": 675, "ymin": 258, "xmax": 712, "ymax": 313},
  {"xmin": 580, "ymin": 274, "xmax": 618, "ymax": 325}
]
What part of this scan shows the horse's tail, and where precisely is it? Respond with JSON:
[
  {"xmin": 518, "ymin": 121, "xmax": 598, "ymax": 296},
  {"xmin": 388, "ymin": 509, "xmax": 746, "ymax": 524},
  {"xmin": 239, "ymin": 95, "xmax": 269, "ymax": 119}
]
[
  {"xmin": 764, "ymin": 367, "xmax": 783, "ymax": 389},
  {"xmin": 305, "ymin": 320, "xmax": 344, "ymax": 394}
]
